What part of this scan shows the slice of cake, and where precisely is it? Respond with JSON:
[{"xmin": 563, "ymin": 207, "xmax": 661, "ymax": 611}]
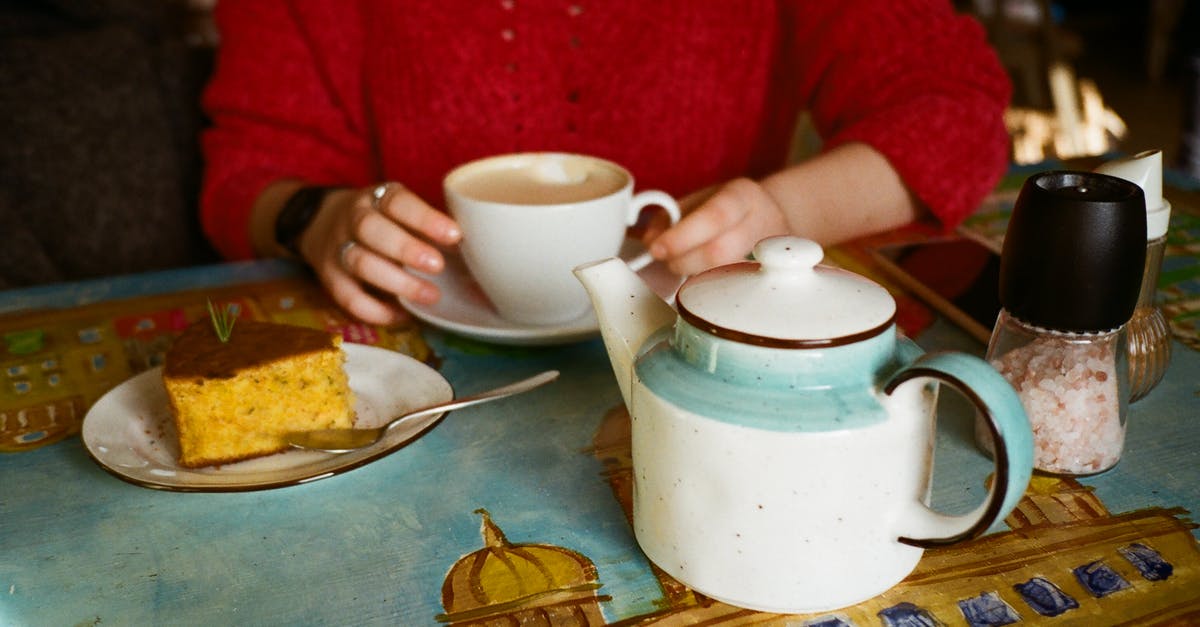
[{"xmin": 163, "ymin": 319, "xmax": 355, "ymax": 468}]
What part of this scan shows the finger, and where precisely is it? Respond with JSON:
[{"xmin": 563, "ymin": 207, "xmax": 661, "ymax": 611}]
[
  {"xmin": 318, "ymin": 264, "xmax": 410, "ymax": 326},
  {"xmin": 632, "ymin": 206, "xmax": 675, "ymax": 243},
  {"xmin": 665, "ymin": 228, "xmax": 759, "ymax": 276},
  {"xmin": 636, "ymin": 185, "xmax": 718, "ymax": 243},
  {"xmin": 352, "ymin": 211, "xmax": 449, "ymax": 274},
  {"xmin": 373, "ymin": 184, "xmax": 462, "ymax": 245},
  {"xmin": 649, "ymin": 186, "xmax": 750, "ymax": 261},
  {"xmin": 337, "ymin": 237, "xmax": 442, "ymax": 305}
]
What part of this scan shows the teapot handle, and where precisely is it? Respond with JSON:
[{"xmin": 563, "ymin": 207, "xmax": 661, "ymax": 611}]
[{"xmin": 884, "ymin": 352, "xmax": 1033, "ymax": 547}]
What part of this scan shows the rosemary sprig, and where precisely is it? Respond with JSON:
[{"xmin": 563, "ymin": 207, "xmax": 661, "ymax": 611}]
[{"xmin": 206, "ymin": 298, "xmax": 238, "ymax": 343}]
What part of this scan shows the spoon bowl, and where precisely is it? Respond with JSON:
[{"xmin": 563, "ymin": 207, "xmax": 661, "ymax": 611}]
[{"xmin": 286, "ymin": 370, "xmax": 559, "ymax": 453}]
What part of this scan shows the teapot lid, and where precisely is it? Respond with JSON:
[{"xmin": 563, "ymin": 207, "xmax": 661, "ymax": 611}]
[{"xmin": 675, "ymin": 236, "xmax": 896, "ymax": 346}]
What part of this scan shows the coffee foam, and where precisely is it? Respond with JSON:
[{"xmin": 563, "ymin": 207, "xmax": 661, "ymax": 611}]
[{"xmin": 451, "ymin": 155, "xmax": 628, "ymax": 205}]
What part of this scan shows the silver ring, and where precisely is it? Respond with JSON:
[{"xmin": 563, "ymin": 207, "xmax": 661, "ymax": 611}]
[
  {"xmin": 370, "ymin": 182, "xmax": 394, "ymax": 210},
  {"xmin": 338, "ymin": 240, "xmax": 357, "ymax": 270}
]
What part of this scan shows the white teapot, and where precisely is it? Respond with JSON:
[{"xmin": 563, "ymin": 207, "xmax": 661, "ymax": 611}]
[{"xmin": 574, "ymin": 236, "xmax": 1033, "ymax": 613}]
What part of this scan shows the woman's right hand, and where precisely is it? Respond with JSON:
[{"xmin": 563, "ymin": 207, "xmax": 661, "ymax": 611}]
[{"xmin": 298, "ymin": 182, "xmax": 462, "ymax": 325}]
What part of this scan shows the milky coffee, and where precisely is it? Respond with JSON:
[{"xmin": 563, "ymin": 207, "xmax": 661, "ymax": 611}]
[
  {"xmin": 443, "ymin": 152, "xmax": 680, "ymax": 326},
  {"xmin": 448, "ymin": 154, "xmax": 627, "ymax": 205}
]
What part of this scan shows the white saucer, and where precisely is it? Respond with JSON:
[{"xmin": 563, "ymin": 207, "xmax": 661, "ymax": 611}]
[
  {"xmin": 401, "ymin": 240, "xmax": 682, "ymax": 346},
  {"xmin": 81, "ymin": 344, "xmax": 453, "ymax": 492}
]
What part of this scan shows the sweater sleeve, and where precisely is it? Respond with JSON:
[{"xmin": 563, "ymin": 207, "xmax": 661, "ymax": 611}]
[
  {"xmin": 200, "ymin": 0, "xmax": 373, "ymax": 260},
  {"xmin": 789, "ymin": 0, "xmax": 1012, "ymax": 229}
]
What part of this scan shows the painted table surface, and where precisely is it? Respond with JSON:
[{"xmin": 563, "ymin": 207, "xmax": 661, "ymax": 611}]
[{"xmin": 2, "ymin": 237, "xmax": 1199, "ymax": 623}]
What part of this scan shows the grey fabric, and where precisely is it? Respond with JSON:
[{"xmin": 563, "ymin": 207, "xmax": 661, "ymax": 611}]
[{"xmin": 0, "ymin": 0, "xmax": 217, "ymax": 288}]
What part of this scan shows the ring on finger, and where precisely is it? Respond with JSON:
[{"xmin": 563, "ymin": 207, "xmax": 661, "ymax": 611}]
[
  {"xmin": 371, "ymin": 182, "xmax": 397, "ymax": 210},
  {"xmin": 338, "ymin": 240, "xmax": 358, "ymax": 270}
]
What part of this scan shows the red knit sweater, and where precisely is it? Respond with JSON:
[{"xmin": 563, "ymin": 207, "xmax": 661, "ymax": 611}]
[{"xmin": 201, "ymin": 0, "xmax": 1011, "ymax": 260}]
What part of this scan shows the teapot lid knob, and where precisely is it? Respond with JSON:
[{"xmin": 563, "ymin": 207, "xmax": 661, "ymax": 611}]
[
  {"xmin": 676, "ymin": 236, "xmax": 896, "ymax": 346},
  {"xmin": 753, "ymin": 237, "xmax": 823, "ymax": 273}
]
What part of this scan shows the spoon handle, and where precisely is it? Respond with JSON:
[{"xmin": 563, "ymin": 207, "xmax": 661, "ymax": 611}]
[{"xmin": 383, "ymin": 370, "xmax": 560, "ymax": 433}]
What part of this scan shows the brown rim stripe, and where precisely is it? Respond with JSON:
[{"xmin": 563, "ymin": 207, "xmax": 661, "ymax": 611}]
[{"xmin": 675, "ymin": 302, "xmax": 896, "ymax": 349}]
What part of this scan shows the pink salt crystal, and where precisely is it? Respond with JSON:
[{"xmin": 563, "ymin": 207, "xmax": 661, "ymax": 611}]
[{"xmin": 984, "ymin": 335, "xmax": 1124, "ymax": 475}]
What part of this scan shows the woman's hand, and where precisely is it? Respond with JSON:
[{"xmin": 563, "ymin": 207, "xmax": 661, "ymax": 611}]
[
  {"xmin": 298, "ymin": 183, "xmax": 462, "ymax": 325},
  {"xmin": 646, "ymin": 144, "xmax": 922, "ymax": 277},
  {"xmin": 646, "ymin": 178, "xmax": 789, "ymax": 277}
]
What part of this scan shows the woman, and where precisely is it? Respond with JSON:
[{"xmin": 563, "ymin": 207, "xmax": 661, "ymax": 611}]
[{"xmin": 201, "ymin": 0, "xmax": 1011, "ymax": 325}]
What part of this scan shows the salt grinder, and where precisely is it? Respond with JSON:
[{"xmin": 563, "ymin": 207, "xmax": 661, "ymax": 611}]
[
  {"xmin": 977, "ymin": 171, "xmax": 1146, "ymax": 476},
  {"xmin": 1095, "ymin": 150, "xmax": 1173, "ymax": 401}
]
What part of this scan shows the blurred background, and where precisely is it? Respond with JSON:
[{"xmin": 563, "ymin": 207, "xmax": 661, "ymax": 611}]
[{"xmin": 961, "ymin": 0, "xmax": 1198, "ymax": 172}]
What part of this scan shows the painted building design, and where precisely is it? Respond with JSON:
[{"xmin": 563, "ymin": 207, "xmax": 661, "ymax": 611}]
[
  {"xmin": 439, "ymin": 406, "xmax": 1200, "ymax": 625},
  {"xmin": 437, "ymin": 509, "xmax": 610, "ymax": 625}
]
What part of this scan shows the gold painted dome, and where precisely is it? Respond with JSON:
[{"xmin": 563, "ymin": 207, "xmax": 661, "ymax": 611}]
[{"xmin": 438, "ymin": 509, "xmax": 603, "ymax": 623}]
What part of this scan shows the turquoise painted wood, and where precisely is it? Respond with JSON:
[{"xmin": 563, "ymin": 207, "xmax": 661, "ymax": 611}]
[{"xmin": 1, "ymin": 266, "xmax": 1197, "ymax": 625}]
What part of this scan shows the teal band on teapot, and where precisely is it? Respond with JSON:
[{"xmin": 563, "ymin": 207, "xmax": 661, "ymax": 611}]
[{"xmin": 633, "ymin": 321, "xmax": 913, "ymax": 432}]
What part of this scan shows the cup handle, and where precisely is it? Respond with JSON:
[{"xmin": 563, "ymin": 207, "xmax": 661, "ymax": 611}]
[
  {"xmin": 622, "ymin": 190, "xmax": 681, "ymax": 272},
  {"xmin": 884, "ymin": 352, "xmax": 1033, "ymax": 547}
]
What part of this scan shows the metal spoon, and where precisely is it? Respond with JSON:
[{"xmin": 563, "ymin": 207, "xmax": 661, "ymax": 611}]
[{"xmin": 286, "ymin": 370, "xmax": 560, "ymax": 453}]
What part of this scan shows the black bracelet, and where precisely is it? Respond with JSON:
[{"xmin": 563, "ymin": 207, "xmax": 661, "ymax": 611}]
[{"xmin": 274, "ymin": 185, "xmax": 339, "ymax": 258}]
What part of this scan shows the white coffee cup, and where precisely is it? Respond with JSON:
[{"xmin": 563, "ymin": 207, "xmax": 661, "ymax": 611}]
[{"xmin": 444, "ymin": 152, "xmax": 681, "ymax": 325}]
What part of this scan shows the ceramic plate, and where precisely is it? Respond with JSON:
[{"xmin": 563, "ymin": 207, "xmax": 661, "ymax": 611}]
[
  {"xmin": 401, "ymin": 239, "xmax": 683, "ymax": 346},
  {"xmin": 81, "ymin": 343, "xmax": 452, "ymax": 492}
]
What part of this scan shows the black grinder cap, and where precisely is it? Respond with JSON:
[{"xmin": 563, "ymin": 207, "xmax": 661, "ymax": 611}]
[{"xmin": 1000, "ymin": 170, "xmax": 1147, "ymax": 332}]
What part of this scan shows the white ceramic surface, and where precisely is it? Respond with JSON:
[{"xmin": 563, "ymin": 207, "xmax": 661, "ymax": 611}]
[
  {"xmin": 677, "ymin": 236, "xmax": 896, "ymax": 341},
  {"xmin": 81, "ymin": 343, "xmax": 452, "ymax": 492},
  {"xmin": 629, "ymin": 379, "xmax": 938, "ymax": 613},
  {"xmin": 574, "ymin": 239, "xmax": 1034, "ymax": 613},
  {"xmin": 402, "ymin": 239, "xmax": 683, "ymax": 346},
  {"xmin": 444, "ymin": 152, "xmax": 680, "ymax": 325}
]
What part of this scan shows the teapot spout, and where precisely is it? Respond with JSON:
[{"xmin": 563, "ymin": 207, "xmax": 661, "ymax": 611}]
[{"xmin": 574, "ymin": 257, "xmax": 676, "ymax": 408}]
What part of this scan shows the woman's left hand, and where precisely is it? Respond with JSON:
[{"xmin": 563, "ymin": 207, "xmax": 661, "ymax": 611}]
[{"xmin": 646, "ymin": 177, "xmax": 789, "ymax": 276}]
